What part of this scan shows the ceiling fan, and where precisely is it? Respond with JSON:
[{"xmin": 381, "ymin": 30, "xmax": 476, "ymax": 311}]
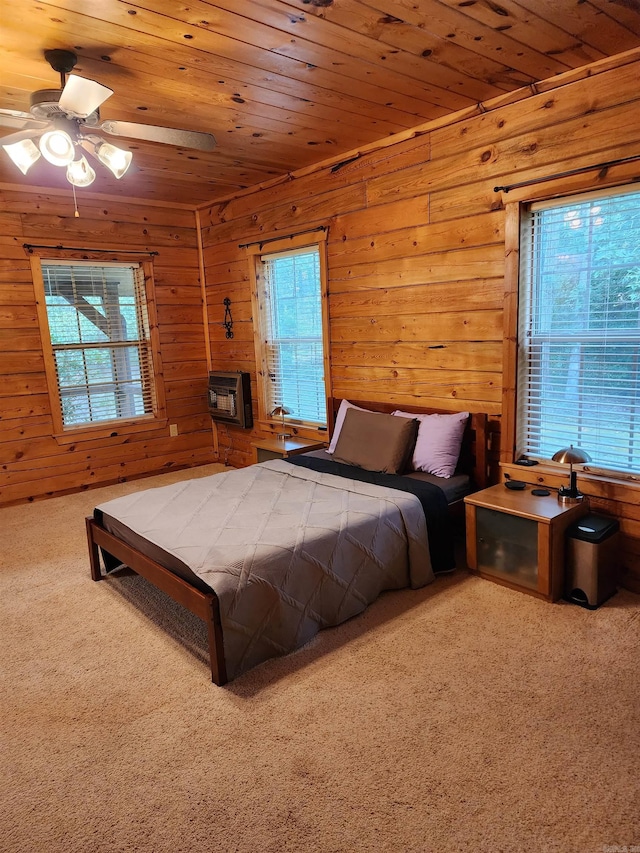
[{"xmin": 0, "ymin": 49, "xmax": 216, "ymax": 187}]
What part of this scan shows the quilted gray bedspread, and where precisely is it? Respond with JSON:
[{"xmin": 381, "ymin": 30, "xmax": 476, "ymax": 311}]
[{"xmin": 96, "ymin": 459, "xmax": 434, "ymax": 680}]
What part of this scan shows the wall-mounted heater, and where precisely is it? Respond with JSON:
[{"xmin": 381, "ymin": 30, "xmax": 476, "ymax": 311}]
[{"xmin": 208, "ymin": 371, "xmax": 253, "ymax": 429}]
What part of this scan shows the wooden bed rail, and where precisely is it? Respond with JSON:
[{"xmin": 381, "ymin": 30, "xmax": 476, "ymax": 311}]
[{"xmin": 86, "ymin": 516, "xmax": 228, "ymax": 685}]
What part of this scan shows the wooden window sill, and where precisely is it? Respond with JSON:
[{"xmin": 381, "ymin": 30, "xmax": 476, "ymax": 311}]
[
  {"xmin": 54, "ymin": 417, "xmax": 168, "ymax": 445},
  {"xmin": 501, "ymin": 461, "xmax": 640, "ymax": 500},
  {"xmin": 257, "ymin": 418, "xmax": 328, "ymax": 443}
]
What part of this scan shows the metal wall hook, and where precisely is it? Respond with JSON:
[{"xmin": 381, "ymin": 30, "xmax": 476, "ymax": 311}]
[{"xmin": 223, "ymin": 297, "xmax": 234, "ymax": 339}]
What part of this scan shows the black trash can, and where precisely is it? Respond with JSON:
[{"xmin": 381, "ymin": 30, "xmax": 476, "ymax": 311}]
[{"xmin": 564, "ymin": 514, "xmax": 619, "ymax": 609}]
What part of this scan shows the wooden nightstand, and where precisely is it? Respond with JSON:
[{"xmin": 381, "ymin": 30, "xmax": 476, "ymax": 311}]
[
  {"xmin": 251, "ymin": 436, "xmax": 326, "ymax": 464},
  {"xmin": 464, "ymin": 483, "xmax": 588, "ymax": 601}
]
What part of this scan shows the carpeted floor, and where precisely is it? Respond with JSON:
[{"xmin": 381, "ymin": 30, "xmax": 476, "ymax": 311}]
[{"xmin": 1, "ymin": 464, "xmax": 639, "ymax": 853}]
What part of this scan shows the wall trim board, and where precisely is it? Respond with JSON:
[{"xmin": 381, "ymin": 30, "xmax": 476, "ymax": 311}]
[{"xmin": 195, "ymin": 207, "xmax": 220, "ymax": 459}]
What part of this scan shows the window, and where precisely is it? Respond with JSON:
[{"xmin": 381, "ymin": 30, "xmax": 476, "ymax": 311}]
[
  {"xmin": 34, "ymin": 258, "xmax": 163, "ymax": 433},
  {"xmin": 517, "ymin": 186, "xmax": 640, "ymax": 475},
  {"xmin": 250, "ymin": 234, "xmax": 330, "ymax": 428}
]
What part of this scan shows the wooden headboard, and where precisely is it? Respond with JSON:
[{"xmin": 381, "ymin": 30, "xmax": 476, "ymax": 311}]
[{"xmin": 327, "ymin": 398, "xmax": 488, "ymax": 491}]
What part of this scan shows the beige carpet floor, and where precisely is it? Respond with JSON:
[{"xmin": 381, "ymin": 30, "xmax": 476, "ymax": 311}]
[{"xmin": 1, "ymin": 465, "xmax": 639, "ymax": 853}]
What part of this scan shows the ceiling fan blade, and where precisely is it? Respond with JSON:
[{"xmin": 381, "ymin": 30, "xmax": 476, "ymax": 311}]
[
  {"xmin": 99, "ymin": 119, "xmax": 216, "ymax": 151},
  {"xmin": 0, "ymin": 124, "xmax": 51, "ymax": 146},
  {"xmin": 59, "ymin": 75, "xmax": 113, "ymax": 119},
  {"xmin": 0, "ymin": 117, "xmax": 30, "ymax": 133},
  {"xmin": 0, "ymin": 108, "xmax": 35, "ymax": 120},
  {"xmin": 0, "ymin": 110, "xmax": 44, "ymax": 131}
]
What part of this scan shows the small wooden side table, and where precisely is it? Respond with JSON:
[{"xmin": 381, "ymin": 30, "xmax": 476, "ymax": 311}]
[
  {"xmin": 251, "ymin": 436, "xmax": 326, "ymax": 464},
  {"xmin": 464, "ymin": 483, "xmax": 588, "ymax": 601}
]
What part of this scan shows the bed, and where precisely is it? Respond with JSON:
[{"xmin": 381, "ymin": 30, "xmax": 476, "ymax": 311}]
[{"xmin": 87, "ymin": 398, "xmax": 489, "ymax": 684}]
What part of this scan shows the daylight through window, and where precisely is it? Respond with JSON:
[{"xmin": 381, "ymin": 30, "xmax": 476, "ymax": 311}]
[
  {"xmin": 517, "ymin": 186, "xmax": 640, "ymax": 475},
  {"xmin": 41, "ymin": 261, "xmax": 156, "ymax": 429},
  {"xmin": 258, "ymin": 245, "xmax": 327, "ymax": 427}
]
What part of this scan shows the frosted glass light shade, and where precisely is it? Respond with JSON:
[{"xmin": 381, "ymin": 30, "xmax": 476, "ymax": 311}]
[
  {"xmin": 94, "ymin": 140, "xmax": 132, "ymax": 178},
  {"xmin": 66, "ymin": 154, "xmax": 96, "ymax": 187},
  {"xmin": 2, "ymin": 138, "xmax": 41, "ymax": 174},
  {"xmin": 39, "ymin": 129, "xmax": 75, "ymax": 166}
]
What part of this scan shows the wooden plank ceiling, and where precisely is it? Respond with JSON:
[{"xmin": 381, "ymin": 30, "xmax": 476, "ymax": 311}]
[{"xmin": 1, "ymin": 0, "xmax": 639, "ymax": 207}]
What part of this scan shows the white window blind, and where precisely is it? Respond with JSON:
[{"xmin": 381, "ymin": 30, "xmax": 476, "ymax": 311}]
[
  {"xmin": 42, "ymin": 261, "xmax": 156, "ymax": 428},
  {"xmin": 517, "ymin": 186, "xmax": 640, "ymax": 475},
  {"xmin": 260, "ymin": 245, "xmax": 326, "ymax": 426}
]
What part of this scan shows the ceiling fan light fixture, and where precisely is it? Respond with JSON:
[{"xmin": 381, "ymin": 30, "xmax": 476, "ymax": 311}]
[
  {"xmin": 2, "ymin": 138, "xmax": 41, "ymax": 174},
  {"xmin": 0, "ymin": 49, "xmax": 212, "ymax": 191},
  {"xmin": 66, "ymin": 154, "xmax": 96, "ymax": 187},
  {"xmin": 39, "ymin": 128, "xmax": 75, "ymax": 166},
  {"xmin": 58, "ymin": 75, "xmax": 113, "ymax": 119},
  {"xmin": 94, "ymin": 140, "xmax": 132, "ymax": 178}
]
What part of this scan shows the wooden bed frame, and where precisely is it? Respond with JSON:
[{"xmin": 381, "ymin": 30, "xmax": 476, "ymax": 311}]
[{"xmin": 86, "ymin": 399, "xmax": 489, "ymax": 685}]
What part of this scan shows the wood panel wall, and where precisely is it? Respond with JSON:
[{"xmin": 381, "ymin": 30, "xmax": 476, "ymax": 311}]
[
  {"xmin": 199, "ymin": 54, "xmax": 640, "ymax": 591},
  {"xmin": 0, "ymin": 190, "xmax": 215, "ymax": 505}
]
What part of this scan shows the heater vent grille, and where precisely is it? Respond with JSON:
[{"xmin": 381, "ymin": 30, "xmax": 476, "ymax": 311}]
[{"xmin": 208, "ymin": 371, "xmax": 253, "ymax": 429}]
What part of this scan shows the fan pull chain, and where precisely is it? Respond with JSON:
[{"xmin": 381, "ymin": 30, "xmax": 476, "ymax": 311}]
[{"xmin": 71, "ymin": 183, "xmax": 80, "ymax": 218}]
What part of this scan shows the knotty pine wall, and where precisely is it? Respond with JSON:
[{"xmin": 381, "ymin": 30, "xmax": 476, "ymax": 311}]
[
  {"xmin": 199, "ymin": 54, "xmax": 640, "ymax": 591},
  {"xmin": 0, "ymin": 190, "xmax": 215, "ymax": 505}
]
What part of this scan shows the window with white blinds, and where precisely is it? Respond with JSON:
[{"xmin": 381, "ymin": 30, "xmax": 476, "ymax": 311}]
[
  {"xmin": 41, "ymin": 260, "xmax": 157, "ymax": 429},
  {"xmin": 517, "ymin": 186, "xmax": 640, "ymax": 475},
  {"xmin": 259, "ymin": 245, "xmax": 327, "ymax": 426}
]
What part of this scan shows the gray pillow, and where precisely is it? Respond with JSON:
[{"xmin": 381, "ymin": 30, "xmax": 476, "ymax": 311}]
[{"xmin": 333, "ymin": 408, "xmax": 418, "ymax": 474}]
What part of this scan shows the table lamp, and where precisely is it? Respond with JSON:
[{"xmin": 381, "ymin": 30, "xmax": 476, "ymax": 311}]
[
  {"xmin": 552, "ymin": 444, "xmax": 591, "ymax": 504},
  {"xmin": 270, "ymin": 405, "xmax": 291, "ymax": 440}
]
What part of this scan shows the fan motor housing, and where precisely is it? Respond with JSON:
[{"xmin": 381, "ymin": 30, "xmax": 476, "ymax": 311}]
[
  {"xmin": 30, "ymin": 88, "xmax": 65, "ymax": 119},
  {"xmin": 29, "ymin": 89, "xmax": 100, "ymax": 125}
]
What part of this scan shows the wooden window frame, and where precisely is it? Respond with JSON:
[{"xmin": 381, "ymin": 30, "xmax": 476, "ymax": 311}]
[
  {"xmin": 31, "ymin": 255, "xmax": 167, "ymax": 443},
  {"xmin": 247, "ymin": 231, "xmax": 332, "ymax": 437},
  {"xmin": 501, "ymin": 200, "xmax": 521, "ymax": 464},
  {"xmin": 501, "ymin": 180, "xmax": 640, "ymax": 495}
]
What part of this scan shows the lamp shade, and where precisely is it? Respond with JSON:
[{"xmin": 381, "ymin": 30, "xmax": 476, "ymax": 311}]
[
  {"xmin": 270, "ymin": 405, "xmax": 292, "ymax": 440},
  {"xmin": 66, "ymin": 154, "xmax": 96, "ymax": 187},
  {"xmin": 94, "ymin": 140, "xmax": 132, "ymax": 179},
  {"xmin": 39, "ymin": 129, "xmax": 75, "ymax": 166},
  {"xmin": 552, "ymin": 445, "xmax": 592, "ymax": 465},
  {"xmin": 2, "ymin": 138, "xmax": 41, "ymax": 175},
  {"xmin": 270, "ymin": 405, "xmax": 290, "ymax": 419}
]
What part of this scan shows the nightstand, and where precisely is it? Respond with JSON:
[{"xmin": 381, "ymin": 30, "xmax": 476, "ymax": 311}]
[
  {"xmin": 464, "ymin": 483, "xmax": 588, "ymax": 601},
  {"xmin": 251, "ymin": 436, "xmax": 326, "ymax": 464}
]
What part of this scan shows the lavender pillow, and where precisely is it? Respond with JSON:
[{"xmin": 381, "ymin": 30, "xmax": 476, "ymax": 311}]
[
  {"xmin": 392, "ymin": 410, "xmax": 469, "ymax": 478},
  {"xmin": 327, "ymin": 399, "xmax": 370, "ymax": 453}
]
